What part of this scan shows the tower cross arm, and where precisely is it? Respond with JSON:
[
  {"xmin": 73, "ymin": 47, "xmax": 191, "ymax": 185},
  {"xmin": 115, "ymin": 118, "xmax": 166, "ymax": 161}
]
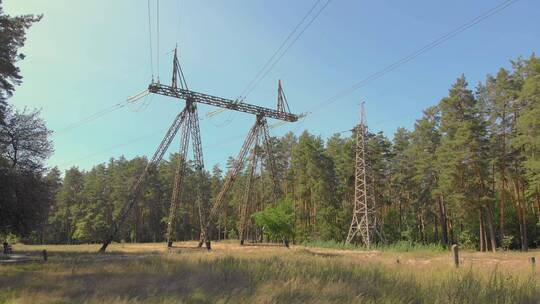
[{"xmin": 148, "ymin": 83, "xmax": 298, "ymax": 122}]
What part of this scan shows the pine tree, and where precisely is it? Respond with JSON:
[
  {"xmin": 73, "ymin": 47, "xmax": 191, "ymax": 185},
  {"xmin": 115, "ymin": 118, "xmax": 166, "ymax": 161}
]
[
  {"xmin": 0, "ymin": 2, "xmax": 41, "ymax": 121},
  {"xmin": 436, "ymin": 75, "xmax": 496, "ymax": 251},
  {"xmin": 49, "ymin": 167, "xmax": 84, "ymax": 244}
]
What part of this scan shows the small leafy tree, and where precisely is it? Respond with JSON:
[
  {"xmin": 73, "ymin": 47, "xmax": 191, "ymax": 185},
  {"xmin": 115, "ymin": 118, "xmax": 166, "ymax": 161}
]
[{"xmin": 252, "ymin": 199, "xmax": 295, "ymax": 244}]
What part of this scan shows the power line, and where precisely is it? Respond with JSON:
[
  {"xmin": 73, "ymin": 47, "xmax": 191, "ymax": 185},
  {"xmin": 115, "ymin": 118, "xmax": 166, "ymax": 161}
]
[
  {"xmin": 206, "ymin": 0, "xmax": 331, "ymax": 120},
  {"xmin": 156, "ymin": 0, "xmax": 160, "ymax": 82},
  {"xmin": 52, "ymin": 49, "xmax": 176, "ymax": 136},
  {"xmin": 131, "ymin": 93, "xmax": 154, "ymax": 112},
  {"xmin": 55, "ymin": 0, "xmax": 518, "ymax": 168},
  {"xmin": 238, "ymin": 0, "xmax": 326, "ymax": 101},
  {"xmin": 53, "ymin": 90, "xmax": 150, "ymax": 136},
  {"xmin": 288, "ymin": 0, "xmax": 519, "ymax": 131},
  {"xmin": 53, "ymin": 101, "xmax": 130, "ymax": 136},
  {"xmin": 147, "ymin": 0, "xmax": 154, "ymax": 81},
  {"xmin": 56, "ymin": 129, "xmax": 164, "ymax": 168},
  {"xmin": 243, "ymin": 0, "xmax": 332, "ymax": 100},
  {"xmin": 56, "ymin": 127, "xmax": 247, "ymax": 169},
  {"xmin": 176, "ymin": 0, "xmax": 182, "ymax": 43}
]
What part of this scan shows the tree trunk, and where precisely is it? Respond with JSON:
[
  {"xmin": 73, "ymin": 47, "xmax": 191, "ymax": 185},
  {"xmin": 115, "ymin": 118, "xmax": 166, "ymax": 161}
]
[
  {"xmin": 434, "ymin": 217, "xmax": 439, "ymax": 243},
  {"xmin": 224, "ymin": 202, "xmax": 228, "ymax": 239},
  {"xmin": 479, "ymin": 210, "xmax": 485, "ymax": 252},
  {"xmin": 398, "ymin": 197, "xmax": 402, "ymax": 234},
  {"xmin": 500, "ymin": 177, "xmax": 507, "ymax": 236},
  {"xmin": 218, "ymin": 220, "xmax": 221, "ymax": 241},
  {"xmin": 536, "ymin": 196, "xmax": 540, "ymax": 223},
  {"xmin": 500, "ymin": 103, "xmax": 507, "ymax": 237},
  {"xmin": 448, "ymin": 213, "xmax": 455, "ymax": 245},
  {"xmin": 519, "ymin": 182, "xmax": 528, "ymax": 251},
  {"xmin": 513, "ymin": 179, "xmax": 528, "ymax": 251},
  {"xmin": 419, "ymin": 212, "xmax": 426, "ymax": 243},
  {"xmin": 485, "ymin": 206, "xmax": 497, "ymax": 252},
  {"xmin": 438, "ymin": 195, "xmax": 448, "ymax": 245}
]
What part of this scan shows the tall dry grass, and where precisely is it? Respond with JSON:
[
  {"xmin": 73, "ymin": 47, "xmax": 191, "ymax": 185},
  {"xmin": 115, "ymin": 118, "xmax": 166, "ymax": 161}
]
[{"xmin": 1, "ymin": 242, "xmax": 538, "ymax": 303}]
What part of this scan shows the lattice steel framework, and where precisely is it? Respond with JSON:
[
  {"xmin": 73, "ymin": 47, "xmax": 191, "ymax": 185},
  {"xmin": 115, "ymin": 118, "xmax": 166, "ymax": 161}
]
[
  {"xmin": 345, "ymin": 103, "xmax": 379, "ymax": 248},
  {"xmin": 199, "ymin": 114, "xmax": 280, "ymax": 246},
  {"xmin": 99, "ymin": 48, "xmax": 296, "ymax": 252}
]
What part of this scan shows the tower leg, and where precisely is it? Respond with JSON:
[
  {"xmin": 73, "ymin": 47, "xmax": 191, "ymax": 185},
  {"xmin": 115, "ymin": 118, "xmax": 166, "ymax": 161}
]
[
  {"xmin": 199, "ymin": 120, "xmax": 260, "ymax": 247},
  {"xmin": 239, "ymin": 134, "xmax": 259, "ymax": 245},
  {"xmin": 99, "ymin": 109, "xmax": 188, "ymax": 253},
  {"xmin": 165, "ymin": 107, "xmax": 191, "ymax": 247},
  {"xmin": 261, "ymin": 118, "xmax": 281, "ymax": 201}
]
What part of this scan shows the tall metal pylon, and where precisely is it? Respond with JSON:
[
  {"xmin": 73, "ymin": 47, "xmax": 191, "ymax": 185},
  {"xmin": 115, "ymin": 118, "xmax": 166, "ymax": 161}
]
[
  {"xmin": 345, "ymin": 103, "xmax": 379, "ymax": 248},
  {"xmin": 99, "ymin": 47, "xmax": 297, "ymax": 253}
]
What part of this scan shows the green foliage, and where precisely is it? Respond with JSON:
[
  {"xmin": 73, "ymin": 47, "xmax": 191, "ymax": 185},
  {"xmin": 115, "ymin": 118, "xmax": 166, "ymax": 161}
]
[
  {"xmin": 500, "ymin": 235, "xmax": 514, "ymax": 251},
  {"xmin": 514, "ymin": 57, "xmax": 540, "ymax": 198},
  {"xmin": 458, "ymin": 230, "xmax": 477, "ymax": 250},
  {"xmin": 0, "ymin": 3, "xmax": 41, "ymax": 114},
  {"xmin": 0, "ymin": 232, "xmax": 19, "ymax": 244},
  {"xmin": 252, "ymin": 199, "xmax": 295, "ymax": 241}
]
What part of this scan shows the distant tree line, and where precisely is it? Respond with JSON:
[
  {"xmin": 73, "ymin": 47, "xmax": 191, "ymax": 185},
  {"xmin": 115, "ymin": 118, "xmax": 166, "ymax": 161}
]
[{"xmin": 0, "ymin": 2, "xmax": 538, "ymax": 251}]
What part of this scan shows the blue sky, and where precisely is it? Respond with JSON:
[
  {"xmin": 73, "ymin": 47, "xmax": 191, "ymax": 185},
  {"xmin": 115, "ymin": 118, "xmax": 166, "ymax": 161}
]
[{"xmin": 4, "ymin": 0, "xmax": 539, "ymax": 172}]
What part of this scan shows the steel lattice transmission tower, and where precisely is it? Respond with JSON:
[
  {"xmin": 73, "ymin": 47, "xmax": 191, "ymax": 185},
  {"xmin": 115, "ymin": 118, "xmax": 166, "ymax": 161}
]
[
  {"xmin": 98, "ymin": 48, "xmax": 297, "ymax": 253},
  {"xmin": 345, "ymin": 103, "xmax": 379, "ymax": 248}
]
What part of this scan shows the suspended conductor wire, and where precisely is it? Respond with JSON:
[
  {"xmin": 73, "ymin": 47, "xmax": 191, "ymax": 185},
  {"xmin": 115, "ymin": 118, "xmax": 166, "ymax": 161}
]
[
  {"xmin": 147, "ymin": 0, "xmax": 154, "ymax": 81},
  {"xmin": 242, "ymin": 0, "xmax": 332, "ymax": 100},
  {"xmin": 304, "ymin": 0, "xmax": 519, "ymax": 118},
  {"xmin": 58, "ymin": 127, "xmax": 248, "ymax": 168},
  {"xmin": 131, "ymin": 93, "xmax": 154, "ymax": 112},
  {"xmin": 57, "ymin": 0, "xmax": 517, "ymax": 168},
  {"xmin": 176, "ymin": 0, "xmax": 182, "ymax": 43},
  {"xmin": 57, "ymin": 128, "xmax": 166, "ymax": 167},
  {"xmin": 156, "ymin": 0, "xmax": 160, "ymax": 82},
  {"xmin": 207, "ymin": 111, "xmax": 236, "ymax": 128},
  {"xmin": 238, "ymin": 0, "xmax": 324, "ymax": 101},
  {"xmin": 53, "ymin": 90, "xmax": 150, "ymax": 136},
  {"xmin": 52, "ymin": 50, "xmax": 172, "ymax": 137},
  {"xmin": 54, "ymin": 101, "xmax": 128, "ymax": 135},
  {"xmin": 286, "ymin": 0, "xmax": 518, "ymax": 135},
  {"xmin": 207, "ymin": 0, "xmax": 331, "ymax": 121}
]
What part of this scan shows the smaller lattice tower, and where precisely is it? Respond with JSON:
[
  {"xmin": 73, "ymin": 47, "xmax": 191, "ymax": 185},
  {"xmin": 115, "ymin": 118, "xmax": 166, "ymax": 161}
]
[{"xmin": 345, "ymin": 102, "xmax": 378, "ymax": 248}]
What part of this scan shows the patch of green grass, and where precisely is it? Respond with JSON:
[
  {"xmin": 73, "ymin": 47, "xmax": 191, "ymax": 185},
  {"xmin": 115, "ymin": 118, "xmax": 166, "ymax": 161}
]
[
  {"xmin": 301, "ymin": 239, "xmax": 361, "ymax": 250},
  {"xmin": 302, "ymin": 239, "xmax": 447, "ymax": 252}
]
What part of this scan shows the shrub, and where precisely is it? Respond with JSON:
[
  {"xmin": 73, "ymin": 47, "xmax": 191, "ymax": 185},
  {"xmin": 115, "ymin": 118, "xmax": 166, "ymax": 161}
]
[
  {"xmin": 252, "ymin": 199, "xmax": 295, "ymax": 242},
  {"xmin": 500, "ymin": 235, "xmax": 514, "ymax": 251}
]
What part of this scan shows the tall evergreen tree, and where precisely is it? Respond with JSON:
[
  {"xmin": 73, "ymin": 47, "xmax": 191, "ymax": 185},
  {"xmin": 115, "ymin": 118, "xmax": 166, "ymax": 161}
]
[{"xmin": 0, "ymin": 1, "xmax": 41, "ymax": 121}]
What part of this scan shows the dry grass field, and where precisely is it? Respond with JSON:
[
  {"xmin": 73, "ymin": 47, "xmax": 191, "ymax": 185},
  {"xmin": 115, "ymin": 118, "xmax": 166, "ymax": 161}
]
[{"xmin": 1, "ymin": 241, "xmax": 539, "ymax": 303}]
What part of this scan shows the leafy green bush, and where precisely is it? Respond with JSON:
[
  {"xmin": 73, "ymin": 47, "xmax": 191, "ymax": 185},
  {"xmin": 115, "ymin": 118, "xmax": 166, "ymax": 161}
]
[
  {"xmin": 252, "ymin": 199, "xmax": 295, "ymax": 242},
  {"xmin": 1, "ymin": 233, "xmax": 20, "ymax": 244},
  {"xmin": 459, "ymin": 230, "xmax": 477, "ymax": 250},
  {"xmin": 501, "ymin": 235, "xmax": 514, "ymax": 251}
]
